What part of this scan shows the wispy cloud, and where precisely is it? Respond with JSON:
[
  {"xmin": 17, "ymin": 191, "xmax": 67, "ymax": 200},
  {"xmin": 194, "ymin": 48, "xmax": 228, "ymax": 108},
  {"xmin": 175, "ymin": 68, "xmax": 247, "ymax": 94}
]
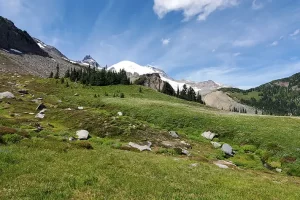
[
  {"xmin": 270, "ymin": 41, "xmax": 278, "ymax": 46},
  {"xmin": 161, "ymin": 38, "xmax": 170, "ymax": 46},
  {"xmin": 153, "ymin": 0, "xmax": 239, "ymax": 21},
  {"xmin": 233, "ymin": 52, "xmax": 241, "ymax": 56},
  {"xmin": 290, "ymin": 29, "xmax": 300, "ymax": 37}
]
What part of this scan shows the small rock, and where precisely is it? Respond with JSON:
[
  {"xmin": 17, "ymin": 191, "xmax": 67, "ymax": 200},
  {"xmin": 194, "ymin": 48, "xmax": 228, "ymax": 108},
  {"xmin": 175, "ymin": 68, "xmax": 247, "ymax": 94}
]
[
  {"xmin": 74, "ymin": 93, "xmax": 79, "ymax": 96},
  {"xmin": 169, "ymin": 131, "xmax": 179, "ymax": 138},
  {"xmin": 180, "ymin": 140, "xmax": 191, "ymax": 148},
  {"xmin": 276, "ymin": 168, "xmax": 282, "ymax": 173},
  {"xmin": 117, "ymin": 112, "xmax": 123, "ymax": 116},
  {"xmin": 35, "ymin": 113, "xmax": 45, "ymax": 119},
  {"xmin": 190, "ymin": 163, "xmax": 198, "ymax": 167},
  {"xmin": 174, "ymin": 148, "xmax": 190, "ymax": 156},
  {"xmin": 76, "ymin": 130, "xmax": 89, "ymax": 140},
  {"xmin": 0, "ymin": 92, "xmax": 15, "ymax": 99},
  {"xmin": 128, "ymin": 141, "xmax": 151, "ymax": 151},
  {"xmin": 78, "ymin": 107, "xmax": 84, "ymax": 110},
  {"xmin": 57, "ymin": 100, "xmax": 62, "ymax": 103},
  {"xmin": 182, "ymin": 149, "xmax": 190, "ymax": 156},
  {"xmin": 36, "ymin": 103, "xmax": 46, "ymax": 111},
  {"xmin": 69, "ymin": 137, "xmax": 76, "ymax": 141},
  {"xmin": 39, "ymin": 109, "xmax": 47, "ymax": 114},
  {"xmin": 221, "ymin": 144, "xmax": 234, "ymax": 156},
  {"xmin": 65, "ymin": 108, "xmax": 72, "ymax": 111},
  {"xmin": 37, "ymin": 97, "xmax": 43, "ymax": 100},
  {"xmin": 201, "ymin": 131, "xmax": 216, "ymax": 140},
  {"xmin": 211, "ymin": 141, "xmax": 222, "ymax": 148},
  {"xmin": 213, "ymin": 160, "xmax": 236, "ymax": 169},
  {"xmin": 161, "ymin": 141, "xmax": 173, "ymax": 148},
  {"xmin": 29, "ymin": 113, "xmax": 35, "ymax": 115}
]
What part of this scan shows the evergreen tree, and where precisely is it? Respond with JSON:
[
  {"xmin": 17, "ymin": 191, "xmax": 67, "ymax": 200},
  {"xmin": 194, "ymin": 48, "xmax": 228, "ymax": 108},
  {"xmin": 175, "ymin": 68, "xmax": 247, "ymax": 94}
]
[
  {"xmin": 49, "ymin": 71, "xmax": 53, "ymax": 78},
  {"xmin": 196, "ymin": 92, "xmax": 203, "ymax": 104},
  {"xmin": 60, "ymin": 77, "xmax": 65, "ymax": 84},
  {"xmin": 65, "ymin": 69, "xmax": 70, "ymax": 78},
  {"xmin": 54, "ymin": 64, "xmax": 60, "ymax": 79},
  {"xmin": 162, "ymin": 82, "xmax": 175, "ymax": 96},
  {"xmin": 180, "ymin": 84, "xmax": 188, "ymax": 100},
  {"xmin": 187, "ymin": 86, "xmax": 196, "ymax": 101}
]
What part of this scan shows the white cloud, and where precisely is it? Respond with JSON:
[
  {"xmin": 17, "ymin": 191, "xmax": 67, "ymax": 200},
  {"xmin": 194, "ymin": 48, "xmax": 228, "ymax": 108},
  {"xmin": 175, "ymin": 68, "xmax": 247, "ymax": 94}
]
[
  {"xmin": 212, "ymin": 49, "xmax": 216, "ymax": 53},
  {"xmin": 252, "ymin": 0, "xmax": 264, "ymax": 10},
  {"xmin": 153, "ymin": 0, "xmax": 239, "ymax": 21},
  {"xmin": 161, "ymin": 38, "xmax": 170, "ymax": 46},
  {"xmin": 290, "ymin": 29, "xmax": 300, "ymax": 37},
  {"xmin": 233, "ymin": 52, "xmax": 241, "ymax": 56},
  {"xmin": 270, "ymin": 41, "xmax": 278, "ymax": 46},
  {"xmin": 233, "ymin": 39, "xmax": 257, "ymax": 47}
]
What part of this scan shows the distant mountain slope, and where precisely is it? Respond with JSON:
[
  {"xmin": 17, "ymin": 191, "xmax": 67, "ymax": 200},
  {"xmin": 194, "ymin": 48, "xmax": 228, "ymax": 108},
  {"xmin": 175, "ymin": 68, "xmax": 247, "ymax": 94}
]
[
  {"xmin": 33, "ymin": 38, "xmax": 66, "ymax": 58},
  {"xmin": 108, "ymin": 60, "xmax": 222, "ymax": 94},
  {"xmin": 0, "ymin": 16, "xmax": 48, "ymax": 57},
  {"xmin": 220, "ymin": 72, "xmax": 300, "ymax": 115}
]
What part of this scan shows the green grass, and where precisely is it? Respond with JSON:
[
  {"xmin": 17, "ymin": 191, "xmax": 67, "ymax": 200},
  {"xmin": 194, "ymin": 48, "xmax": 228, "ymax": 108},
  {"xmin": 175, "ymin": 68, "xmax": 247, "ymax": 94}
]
[{"xmin": 1, "ymin": 73, "xmax": 300, "ymax": 199}]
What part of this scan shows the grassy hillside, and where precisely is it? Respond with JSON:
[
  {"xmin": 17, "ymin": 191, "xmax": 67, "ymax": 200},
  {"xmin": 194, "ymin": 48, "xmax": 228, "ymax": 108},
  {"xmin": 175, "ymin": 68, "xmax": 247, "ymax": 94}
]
[
  {"xmin": 221, "ymin": 72, "xmax": 300, "ymax": 116},
  {"xmin": 1, "ymin": 73, "xmax": 300, "ymax": 199}
]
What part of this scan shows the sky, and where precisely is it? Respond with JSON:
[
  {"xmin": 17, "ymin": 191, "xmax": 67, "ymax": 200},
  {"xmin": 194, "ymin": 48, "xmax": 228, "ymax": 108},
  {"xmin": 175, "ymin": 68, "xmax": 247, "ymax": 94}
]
[{"xmin": 1, "ymin": 0, "xmax": 300, "ymax": 88}]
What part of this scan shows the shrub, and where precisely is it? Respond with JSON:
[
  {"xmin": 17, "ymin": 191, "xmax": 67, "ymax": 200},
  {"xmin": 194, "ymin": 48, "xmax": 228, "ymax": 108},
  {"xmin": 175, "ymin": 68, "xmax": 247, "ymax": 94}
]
[
  {"xmin": 120, "ymin": 93, "xmax": 125, "ymax": 98},
  {"xmin": 241, "ymin": 145, "xmax": 257, "ymax": 153},
  {"xmin": 74, "ymin": 141, "xmax": 93, "ymax": 150},
  {"xmin": 2, "ymin": 134, "xmax": 23, "ymax": 144}
]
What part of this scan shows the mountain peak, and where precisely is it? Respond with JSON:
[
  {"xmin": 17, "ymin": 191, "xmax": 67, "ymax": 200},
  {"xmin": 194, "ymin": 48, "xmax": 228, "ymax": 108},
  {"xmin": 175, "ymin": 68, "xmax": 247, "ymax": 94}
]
[{"xmin": 81, "ymin": 55, "xmax": 101, "ymax": 68}]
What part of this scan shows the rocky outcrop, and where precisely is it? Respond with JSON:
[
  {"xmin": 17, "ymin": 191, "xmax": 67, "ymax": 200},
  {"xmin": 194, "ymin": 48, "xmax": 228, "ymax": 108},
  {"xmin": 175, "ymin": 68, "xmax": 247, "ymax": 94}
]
[
  {"xmin": 134, "ymin": 73, "xmax": 167, "ymax": 91},
  {"xmin": 0, "ymin": 16, "xmax": 48, "ymax": 57}
]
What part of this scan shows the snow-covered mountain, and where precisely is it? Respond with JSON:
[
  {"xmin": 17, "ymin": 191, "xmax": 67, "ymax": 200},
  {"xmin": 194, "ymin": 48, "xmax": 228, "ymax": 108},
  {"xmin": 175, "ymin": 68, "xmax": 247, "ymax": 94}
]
[{"xmin": 108, "ymin": 60, "xmax": 224, "ymax": 94}]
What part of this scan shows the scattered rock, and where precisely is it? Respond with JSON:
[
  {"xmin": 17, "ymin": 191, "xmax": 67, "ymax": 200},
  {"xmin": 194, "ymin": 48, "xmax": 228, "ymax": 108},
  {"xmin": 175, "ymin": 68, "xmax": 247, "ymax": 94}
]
[
  {"xmin": 76, "ymin": 130, "xmax": 89, "ymax": 140},
  {"xmin": 78, "ymin": 107, "xmax": 84, "ymax": 110},
  {"xmin": 174, "ymin": 148, "xmax": 190, "ymax": 156},
  {"xmin": 221, "ymin": 144, "xmax": 234, "ymax": 156},
  {"xmin": 201, "ymin": 131, "xmax": 216, "ymax": 140},
  {"xmin": 29, "ymin": 112, "xmax": 35, "ymax": 115},
  {"xmin": 39, "ymin": 109, "xmax": 47, "ymax": 114},
  {"xmin": 65, "ymin": 108, "xmax": 72, "ymax": 111},
  {"xmin": 190, "ymin": 163, "xmax": 198, "ymax": 167},
  {"xmin": 213, "ymin": 160, "xmax": 236, "ymax": 169},
  {"xmin": 74, "ymin": 93, "xmax": 79, "ymax": 96},
  {"xmin": 169, "ymin": 131, "xmax": 179, "ymax": 138},
  {"xmin": 161, "ymin": 141, "xmax": 173, "ymax": 148},
  {"xmin": 180, "ymin": 141, "xmax": 191, "ymax": 148},
  {"xmin": 276, "ymin": 168, "xmax": 282, "ymax": 173},
  {"xmin": 211, "ymin": 141, "xmax": 222, "ymax": 148},
  {"xmin": 57, "ymin": 100, "xmax": 62, "ymax": 103},
  {"xmin": 37, "ymin": 97, "xmax": 43, "ymax": 100},
  {"xmin": 117, "ymin": 112, "xmax": 123, "ymax": 116},
  {"xmin": 69, "ymin": 137, "xmax": 76, "ymax": 141},
  {"xmin": 35, "ymin": 113, "xmax": 45, "ymax": 119},
  {"xmin": 0, "ymin": 91, "xmax": 15, "ymax": 99},
  {"xmin": 36, "ymin": 103, "xmax": 46, "ymax": 111},
  {"xmin": 128, "ymin": 141, "xmax": 152, "ymax": 151},
  {"xmin": 18, "ymin": 89, "xmax": 28, "ymax": 94}
]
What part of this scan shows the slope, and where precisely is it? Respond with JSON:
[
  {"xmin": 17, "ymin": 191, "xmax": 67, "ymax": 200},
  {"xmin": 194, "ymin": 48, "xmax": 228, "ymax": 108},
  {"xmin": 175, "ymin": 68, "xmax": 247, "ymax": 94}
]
[
  {"xmin": 1, "ymin": 72, "xmax": 300, "ymax": 199},
  {"xmin": 221, "ymin": 72, "xmax": 300, "ymax": 115}
]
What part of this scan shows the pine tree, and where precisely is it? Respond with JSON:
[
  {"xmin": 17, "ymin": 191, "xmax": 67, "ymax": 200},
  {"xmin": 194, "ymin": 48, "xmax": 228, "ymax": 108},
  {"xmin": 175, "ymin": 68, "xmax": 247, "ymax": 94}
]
[
  {"xmin": 54, "ymin": 64, "xmax": 60, "ymax": 79},
  {"xmin": 60, "ymin": 77, "xmax": 65, "ymax": 84},
  {"xmin": 180, "ymin": 84, "xmax": 188, "ymax": 100},
  {"xmin": 139, "ymin": 87, "xmax": 143, "ymax": 93},
  {"xmin": 66, "ymin": 81, "xmax": 69, "ymax": 88},
  {"xmin": 65, "ymin": 69, "xmax": 70, "ymax": 78},
  {"xmin": 49, "ymin": 71, "xmax": 54, "ymax": 78},
  {"xmin": 196, "ymin": 92, "xmax": 203, "ymax": 104}
]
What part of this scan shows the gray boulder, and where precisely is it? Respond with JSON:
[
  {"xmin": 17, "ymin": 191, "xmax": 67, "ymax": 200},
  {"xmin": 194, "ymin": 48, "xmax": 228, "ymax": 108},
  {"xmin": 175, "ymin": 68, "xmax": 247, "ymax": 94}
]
[
  {"xmin": 76, "ymin": 130, "xmax": 89, "ymax": 140},
  {"xmin": 221, "ymin": 143, "xmax": 234, "ymax": 156},
  {"xmin": 169, "ymin": 131, "xmax": 179, "ymax": 138},
  {"xmin": 0, "ymin": 91, "xmax": 15, "ymax": 99},
  {"xmin": 128, "ymin": 141, "xmax": 152, "ymax": 151}
]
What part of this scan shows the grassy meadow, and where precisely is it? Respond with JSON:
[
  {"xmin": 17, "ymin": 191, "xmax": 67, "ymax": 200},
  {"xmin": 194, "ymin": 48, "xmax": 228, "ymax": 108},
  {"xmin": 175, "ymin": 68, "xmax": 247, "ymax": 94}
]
[{"xmin": 1, "ymin": 73, "xmax": 300, "ymax": 199}]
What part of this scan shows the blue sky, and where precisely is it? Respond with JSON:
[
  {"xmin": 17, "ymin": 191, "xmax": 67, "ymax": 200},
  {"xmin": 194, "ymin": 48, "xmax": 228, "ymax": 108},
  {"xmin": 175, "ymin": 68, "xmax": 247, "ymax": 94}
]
[{"xmin": 1, "ymin": 0, "xmax": 300, "ymax": 88}]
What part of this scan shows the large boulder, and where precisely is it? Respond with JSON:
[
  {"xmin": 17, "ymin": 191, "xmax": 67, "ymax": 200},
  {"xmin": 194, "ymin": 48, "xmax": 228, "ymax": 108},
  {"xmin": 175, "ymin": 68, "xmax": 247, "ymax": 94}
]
[
  {"xmin": 0, "ymin": 91, "xmax": 15, "ymax": 99},
  {"xmin": 76, "ymin": 130, "xmax": 89, "ymax": 140},
  {"xmin": 201, "ymin": 131, "xmax": 216, "ymax": 140},
  {"xmin": 221, "ymin": 143, "xmax": 234, "ymax": 156},
  {"xmin": 128, "ymin": 141, "xmax": 152, "ymax": 151}
]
